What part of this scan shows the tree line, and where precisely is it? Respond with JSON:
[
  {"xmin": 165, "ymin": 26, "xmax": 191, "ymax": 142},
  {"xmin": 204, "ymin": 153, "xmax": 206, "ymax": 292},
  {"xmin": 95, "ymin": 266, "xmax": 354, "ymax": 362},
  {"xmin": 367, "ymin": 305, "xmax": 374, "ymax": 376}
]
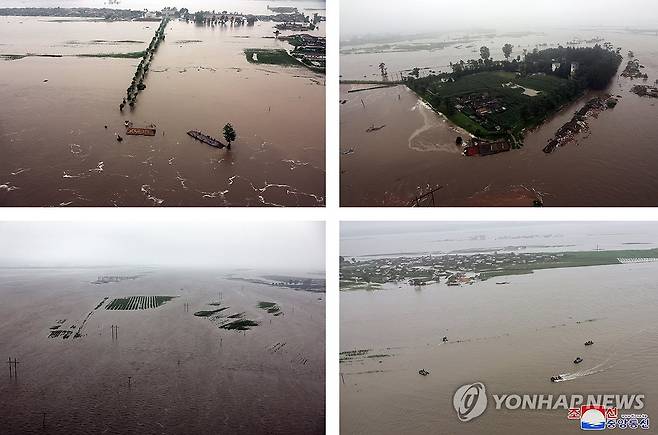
[{"xmin": 120, "ymin": 17, "xmax": 169, "ymax": 110}]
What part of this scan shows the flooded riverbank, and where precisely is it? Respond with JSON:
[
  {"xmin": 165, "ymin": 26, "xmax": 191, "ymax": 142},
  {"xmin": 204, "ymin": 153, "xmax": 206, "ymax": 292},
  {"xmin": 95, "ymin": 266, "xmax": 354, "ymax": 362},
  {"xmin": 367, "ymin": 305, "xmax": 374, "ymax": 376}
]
[
  {"xmin": 0, "ymin": 267, "xmax": 325, "ymax": 433},
  {"xmin": 340, "ymin": 28, "xmax": 658, "ymax": 206},
  {"xmin": 0, "ymin": 10, "xmax": 325, "ymax": 206}
]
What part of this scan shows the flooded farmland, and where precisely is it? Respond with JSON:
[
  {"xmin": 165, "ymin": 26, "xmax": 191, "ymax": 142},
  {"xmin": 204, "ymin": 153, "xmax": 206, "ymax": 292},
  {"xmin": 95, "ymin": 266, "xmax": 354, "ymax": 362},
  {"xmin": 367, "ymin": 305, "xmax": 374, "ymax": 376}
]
[
  {"xmin": 340, "ymin": 28, "xmax": 658, "ymax": 206},
  {"xmin": 0, "ymin": 3, "xmax": 325, "ymax": 206},
  {"xmin": 340, "ymin": 222, "xmax": 658, "ymax": 434},
  {"xmin": 0, "ymin": 267, "xmax": 325, "ymax": 434}
]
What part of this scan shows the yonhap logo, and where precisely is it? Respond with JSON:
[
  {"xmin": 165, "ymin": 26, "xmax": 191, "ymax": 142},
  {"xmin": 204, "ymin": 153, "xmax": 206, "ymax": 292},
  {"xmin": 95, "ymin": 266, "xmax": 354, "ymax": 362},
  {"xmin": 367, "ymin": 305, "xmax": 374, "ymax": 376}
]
[{"xmin": 454, "ymin": 382, "xmax": 488, "ymax": 422}]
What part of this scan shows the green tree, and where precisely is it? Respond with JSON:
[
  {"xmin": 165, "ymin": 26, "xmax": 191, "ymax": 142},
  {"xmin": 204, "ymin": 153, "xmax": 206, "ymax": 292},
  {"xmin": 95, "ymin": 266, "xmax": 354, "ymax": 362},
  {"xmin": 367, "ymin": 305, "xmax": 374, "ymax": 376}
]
[
  {"xmin": 444, "ymin": 98, "xmax": 456, "ymax": 116},
  {"xmin": 503, "ymin": 43, "xmax": 513, "ymax": 60},
  {"xmin": 223, "ymin": 123, "xmax": 237, "ymax": 149},
  {"xmin": 480, "ymin": 46, "xmax": 490, "ymax": 62}
]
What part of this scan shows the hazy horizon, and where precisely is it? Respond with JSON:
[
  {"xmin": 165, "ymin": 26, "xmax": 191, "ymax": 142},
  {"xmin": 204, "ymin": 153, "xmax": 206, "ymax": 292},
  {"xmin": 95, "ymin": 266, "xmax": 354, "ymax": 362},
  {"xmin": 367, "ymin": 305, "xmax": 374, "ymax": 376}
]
[
  {"xmin": 341, "ymin": 0, "xmax": 658, "ymax": 39},
  {"xmin": 0, "ymin": 0, "xmax": 326, "ymax": 13},
  {"xmin": 0, "ymin": 221, "xmax": 325, "ymax": 270},
  {"xmin": 341, "ymin": 222, "xmax": 658, "ymax": 256}
]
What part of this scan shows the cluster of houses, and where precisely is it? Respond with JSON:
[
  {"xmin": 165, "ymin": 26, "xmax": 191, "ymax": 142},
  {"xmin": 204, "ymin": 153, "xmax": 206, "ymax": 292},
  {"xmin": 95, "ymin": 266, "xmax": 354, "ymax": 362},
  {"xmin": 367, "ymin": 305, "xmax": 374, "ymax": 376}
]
[
  {"xmin": 289, "ymin": 34, "xmax": 326, "ymax": 69},
  {"xmin": 456, "ymin": 93, "xmax": 507, "ymax": 119},
  {"xmin": 135, "ymin": 6, "xmax": 325, "ymax": 32}
]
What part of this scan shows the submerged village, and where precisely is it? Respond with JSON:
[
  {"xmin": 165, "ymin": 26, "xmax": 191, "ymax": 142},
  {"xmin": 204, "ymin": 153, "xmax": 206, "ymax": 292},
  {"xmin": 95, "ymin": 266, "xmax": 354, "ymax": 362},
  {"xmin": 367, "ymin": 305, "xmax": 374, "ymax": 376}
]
[
  {"xmin": 0, "ymin": 6, "xmax": 326, "ymax": 147},
  {"xmin": 344, "ymin": 40, "xmax": 657, "ymax": 160}
]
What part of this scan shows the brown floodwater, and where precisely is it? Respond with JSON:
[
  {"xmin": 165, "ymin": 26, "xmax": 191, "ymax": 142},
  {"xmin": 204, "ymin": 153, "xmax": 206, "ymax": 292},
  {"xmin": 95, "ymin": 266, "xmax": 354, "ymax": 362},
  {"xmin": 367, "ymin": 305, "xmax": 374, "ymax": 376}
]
[
  {"xmin": 0, "ymin": 268, "xmax": 325, "ymax": 434},
  {"xmin": 0, "ymin": 15, "xmax": 325, "ymax": 206},
  {"xmin": 340, "ymin": 29, "xmax": 658, "ymax": 206},
  {"xmin": 340, "ymin": 262, "xmax": 658, "ymax": 434}
]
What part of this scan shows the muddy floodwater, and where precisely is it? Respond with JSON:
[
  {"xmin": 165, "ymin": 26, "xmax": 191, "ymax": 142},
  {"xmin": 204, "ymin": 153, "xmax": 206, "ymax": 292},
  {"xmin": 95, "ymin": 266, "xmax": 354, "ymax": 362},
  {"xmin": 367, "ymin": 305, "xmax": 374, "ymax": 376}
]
[
  {"xmin": 0, "ymin": 9, "xmax": 325, "ymax": 206},
  {"xmin": 340, "ymin": 256, "xmax": 658, "ymax": 434},
  {"xmin": 340, "ymin": 28, "xmax": 658, "ymax": 206},
  {"xmin": 0, "ymin": 268, "xmax": 325, "ymax": 434}
]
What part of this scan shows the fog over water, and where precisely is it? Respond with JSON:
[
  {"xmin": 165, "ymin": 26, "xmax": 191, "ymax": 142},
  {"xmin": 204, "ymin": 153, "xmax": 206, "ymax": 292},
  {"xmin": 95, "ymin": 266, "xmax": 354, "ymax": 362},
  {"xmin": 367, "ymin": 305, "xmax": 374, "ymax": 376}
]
[
  {"xmin": 0, "ymin": 221, "xmax": 325, "ymax": 269},
  {"xmin": 0, "ymin": 220, "xmax": 326, "ymax": 434},
  {"xmin": 342, "ymin": 0, "xmax": 658, "ymax": 38},
  {"xmin": 341, "ymin": 222, "xmax": 658, "ymax": 257}
]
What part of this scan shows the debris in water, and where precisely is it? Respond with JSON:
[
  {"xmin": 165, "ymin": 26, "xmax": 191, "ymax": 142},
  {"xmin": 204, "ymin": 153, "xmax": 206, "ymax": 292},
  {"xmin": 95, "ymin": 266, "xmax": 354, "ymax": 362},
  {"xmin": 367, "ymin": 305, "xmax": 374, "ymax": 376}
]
[{"xmin": 366, "ymin": 124, "xmax": 386, "ymax": 133}]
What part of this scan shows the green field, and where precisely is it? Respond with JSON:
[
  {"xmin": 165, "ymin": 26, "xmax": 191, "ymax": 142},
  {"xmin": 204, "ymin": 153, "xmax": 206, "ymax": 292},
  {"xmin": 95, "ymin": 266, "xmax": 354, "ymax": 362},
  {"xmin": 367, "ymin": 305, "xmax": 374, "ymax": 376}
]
[
  {"xmin": 412, "ymin": 71, "xmax": 576, "ymax": 139},
  {"xmin": 105, "ymin": 296, "xmax": 176, "ymax": 310},
  {"xmin": 478, "ymin": 248, "xmax": 658, "ymax": 280},
  {"xmin": 244, "ymin": 48, "xmax": 300, "ymax": 66}
]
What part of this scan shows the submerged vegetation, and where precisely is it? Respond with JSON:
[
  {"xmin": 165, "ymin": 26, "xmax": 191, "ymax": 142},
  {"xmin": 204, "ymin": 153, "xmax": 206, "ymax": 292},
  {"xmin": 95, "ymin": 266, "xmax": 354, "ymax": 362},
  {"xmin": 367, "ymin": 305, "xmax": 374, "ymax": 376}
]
[
  {"xmin": 258, "ymin": 301, "xmax": 283, "ymax": 316},
  {"xmin": 105, "ymin": 295, "xmax": 176, "ymax": 310},
  {"xmin": 194, "ymin": 307, "xmax": 228, "ymax": 317},
  {"xmin": 193, "ymin": 302, "xmax": 260, "ymax": 330},
  {"xmin": 79, "ymin": 51, "xmax": 147, "ymax": 59},
  {"xmin": 120, "ymin": 17, "xmax": 169, "ymax": 110},
  {"xmin": 222, "ymin": 123, "xmax": 237, "ymax": 150},
  {"xmin": 1, "ymin": 52, "xmax": 146, "ymax": 61},
  {"xmin": 220, "ymin": 319, "xmax": 259, "ymax": 330},
  {"xmin": 340, "ymin": 348, "xmax": 393, "ymax": 363}
]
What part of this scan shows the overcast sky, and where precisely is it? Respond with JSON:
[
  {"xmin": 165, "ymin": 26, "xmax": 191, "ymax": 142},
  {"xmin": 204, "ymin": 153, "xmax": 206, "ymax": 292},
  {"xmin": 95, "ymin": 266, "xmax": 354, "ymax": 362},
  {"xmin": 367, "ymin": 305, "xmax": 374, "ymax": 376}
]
[
  {"xmin": 342, "ymin": 0, "xmax": 658, "ymax": 38},
  {"xmin": 0, "ymin": 221, "xmax": 325, "ymax": 270}
]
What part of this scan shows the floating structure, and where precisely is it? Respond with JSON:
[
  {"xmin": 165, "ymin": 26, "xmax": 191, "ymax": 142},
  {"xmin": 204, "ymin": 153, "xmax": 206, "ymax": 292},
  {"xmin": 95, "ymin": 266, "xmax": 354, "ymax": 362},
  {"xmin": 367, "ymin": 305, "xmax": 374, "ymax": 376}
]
[
  {"xmin": 464, "ymin": 139, "xmax": 511, "ymax": 157},
  {"xmin": 187, "ymin": 130, "xmax": 225, "ymax": 148},
  {"xmin": 126, "ymin": 127, "xmax": 156, "ymax": 136}
]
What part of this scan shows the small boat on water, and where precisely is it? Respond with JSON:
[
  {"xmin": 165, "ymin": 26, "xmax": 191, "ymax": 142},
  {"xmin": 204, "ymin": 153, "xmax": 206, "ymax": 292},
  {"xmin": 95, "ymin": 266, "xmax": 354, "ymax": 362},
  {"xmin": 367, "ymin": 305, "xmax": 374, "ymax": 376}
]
[{"xmin": 187, "ymin": 130, "xmax": 225, "ymax": 149}]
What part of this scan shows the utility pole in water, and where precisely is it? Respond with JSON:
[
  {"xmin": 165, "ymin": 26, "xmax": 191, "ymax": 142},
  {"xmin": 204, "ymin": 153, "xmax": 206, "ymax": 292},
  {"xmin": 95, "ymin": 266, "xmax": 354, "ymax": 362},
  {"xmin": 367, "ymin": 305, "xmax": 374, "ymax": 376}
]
[{"xmin": 7, "ymin": 357, "xmax": 19, "ymax": 378}]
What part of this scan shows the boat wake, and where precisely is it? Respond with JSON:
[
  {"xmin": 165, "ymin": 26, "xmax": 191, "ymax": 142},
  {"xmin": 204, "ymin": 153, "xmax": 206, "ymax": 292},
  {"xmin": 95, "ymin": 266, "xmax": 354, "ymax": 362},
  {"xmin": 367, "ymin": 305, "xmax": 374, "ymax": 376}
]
[
  {"xmin": 554, "ymin": 326, "xmax": 658, "ymax": 383},
  {"xmin": 554, "ymin": 362, "xmax": 611, "ymax": 382},
  {"xmin": 408, "ymin": 101, "xmax": 463, "ymax": 153}
]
